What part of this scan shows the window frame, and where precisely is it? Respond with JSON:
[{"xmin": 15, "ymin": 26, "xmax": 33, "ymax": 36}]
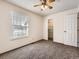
[{"xmin": 11, "ymin": 11, "xmax": 29, "ymax": 40}]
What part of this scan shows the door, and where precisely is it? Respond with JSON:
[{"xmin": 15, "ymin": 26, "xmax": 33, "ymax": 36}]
[
  {"xmin": 64, "ymin": 14, "xmax": 76, "ymax": 46},
  {"xmin": 48, "ymin": 19, "xmax": 53, "ymax": 40}
]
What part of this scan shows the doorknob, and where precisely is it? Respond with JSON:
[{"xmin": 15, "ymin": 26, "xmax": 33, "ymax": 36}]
[{"xmin": 64, "ymin": 31, "xmax": 67, "ymax": 32}]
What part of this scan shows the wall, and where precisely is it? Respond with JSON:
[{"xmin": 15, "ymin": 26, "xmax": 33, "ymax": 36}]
[
  {"xmin": 43, "ymin": 8, "xmax": 78, "ymax": 43},
  {"xmin": 43, "ymin": 17, "xmax": 48, "ymax": 40},
  {"xmin": 0, "ymin": 0, "xmax": 43, "ymax": 54},
  {"xmin": 43, "ymin": 14, "xmax": 64, "ymax": 43}
]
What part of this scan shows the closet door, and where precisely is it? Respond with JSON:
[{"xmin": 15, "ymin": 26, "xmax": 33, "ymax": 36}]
[{"xmin": 64, "ymin": 14, "xmax": 76, "ymax": 46}]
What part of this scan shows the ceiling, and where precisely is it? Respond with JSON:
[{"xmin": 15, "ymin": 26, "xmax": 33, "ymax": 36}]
[{"xmin": 6, "ymin": 0, "xmax": 79, "ymax": 16}]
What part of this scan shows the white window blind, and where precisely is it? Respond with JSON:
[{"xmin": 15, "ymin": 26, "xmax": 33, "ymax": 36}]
[{"xmin": 11, "ymin": 12, "xmax": 29, "ymax": 39}]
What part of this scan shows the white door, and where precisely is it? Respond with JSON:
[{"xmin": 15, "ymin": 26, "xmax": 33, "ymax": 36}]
[{"xmin": 64, "ymin": 14, "xmax": 76, "ymax": 46}]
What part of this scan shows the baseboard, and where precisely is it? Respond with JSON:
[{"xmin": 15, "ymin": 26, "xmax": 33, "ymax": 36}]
[{"xmin": 0, "ymin": 39, "xmax": 43, "ymax": 55}]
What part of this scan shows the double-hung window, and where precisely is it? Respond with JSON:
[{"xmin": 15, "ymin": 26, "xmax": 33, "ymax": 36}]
[{"xmin": 11, "ymin": 12, "xmax": 28, "ymax": 39}]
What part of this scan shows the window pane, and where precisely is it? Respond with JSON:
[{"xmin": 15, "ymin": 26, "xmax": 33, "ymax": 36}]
[{"xmin": 11, "ymin": 12, "xmax": 28, "ymax": 39}]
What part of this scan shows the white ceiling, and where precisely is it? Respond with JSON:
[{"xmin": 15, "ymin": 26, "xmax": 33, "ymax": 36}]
[{"xmin": 6, "ymin": 0, "xmax": 79, "ymax": 16}]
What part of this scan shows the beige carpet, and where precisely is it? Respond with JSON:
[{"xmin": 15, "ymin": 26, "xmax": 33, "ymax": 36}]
[{"xmin": 0, "ymin": 40, "xmax": 79, "ymax": 59}]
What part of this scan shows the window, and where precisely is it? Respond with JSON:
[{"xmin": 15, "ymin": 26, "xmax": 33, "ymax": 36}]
[{"xmin": 11, "ymin": 12, "xmax": 29, "ymax": 39}]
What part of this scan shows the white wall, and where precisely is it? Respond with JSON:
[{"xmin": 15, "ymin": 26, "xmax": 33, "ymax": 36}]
[
  {"xmin": 43, "ymin": 14, "xmax": 64, "ymax": 43},
  {"xmin": 43, "ymin": 8, "xmax": 78, "ymax": 43},
  {"xmin": 43, "ymin": 17, "xmax": 48, "ymax": 40},
  {"xmin": 0, "ymin": 1, "xmax": 43, "ymax": 54}
]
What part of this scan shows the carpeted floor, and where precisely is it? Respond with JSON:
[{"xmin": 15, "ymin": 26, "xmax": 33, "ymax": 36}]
[{"xmin": 0, "ymin": 40, "xmax": 79, "ymax": 59}]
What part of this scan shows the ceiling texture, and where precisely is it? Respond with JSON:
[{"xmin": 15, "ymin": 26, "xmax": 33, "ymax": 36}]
[{"xmin": 6, "ymin": 0, "xmax": 79, "ymax": 16}]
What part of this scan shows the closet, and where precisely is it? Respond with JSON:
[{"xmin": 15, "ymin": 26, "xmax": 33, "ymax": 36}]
[
  {"xmin": 53, "ymin": 8, "xmax": 79, "ymax": 47},
  {"xmin": 64, "ymin": 14, "xmax": 77, "ymax": 47}
]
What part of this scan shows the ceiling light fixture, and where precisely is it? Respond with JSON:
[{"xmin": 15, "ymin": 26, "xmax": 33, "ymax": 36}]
[{"xmin": 33, "ymin": 0, "xmax": 55, "ymax": 11}]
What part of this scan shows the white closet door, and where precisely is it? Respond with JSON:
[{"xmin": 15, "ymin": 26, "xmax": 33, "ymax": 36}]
[
  {"xmin": 71, "ymin": 14, "xmax": 77, "ymax": 46},
  {"xmin": 64, "ymin": 15, "xmax": 76, "ymax": 46}
]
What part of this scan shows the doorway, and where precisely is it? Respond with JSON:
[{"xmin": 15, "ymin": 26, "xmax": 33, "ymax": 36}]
[{"xmin": 48, "ymin": 19, "xmax": 53, "ymax": 40}]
